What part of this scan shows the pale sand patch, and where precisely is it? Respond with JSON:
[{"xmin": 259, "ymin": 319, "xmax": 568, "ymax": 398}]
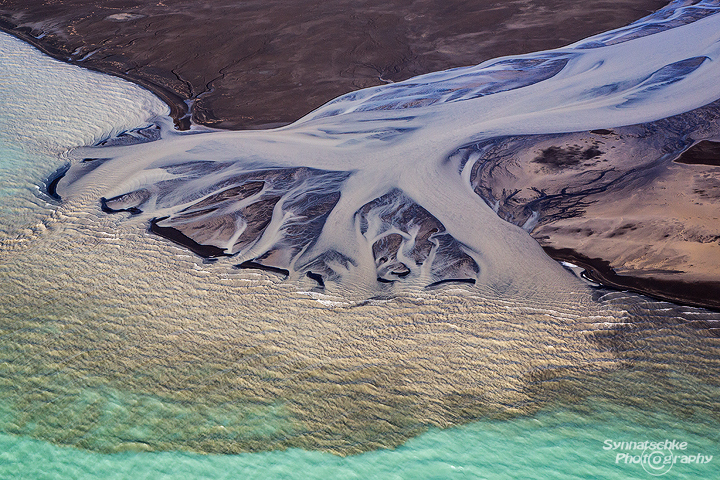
[{"xmin": 2, "ymin": 196, "xmax": 719, "ymax": 454}]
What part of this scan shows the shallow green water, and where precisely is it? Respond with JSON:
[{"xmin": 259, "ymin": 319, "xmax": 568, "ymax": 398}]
[{"xmin": 2, "ymin": 401, "xmax": 719, "ymax": 479}]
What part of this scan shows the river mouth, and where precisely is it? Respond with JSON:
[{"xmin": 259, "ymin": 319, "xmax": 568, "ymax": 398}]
[
  {"xmin": 0, "ymin": 0, "xmax": 669, "ymax": 130},
  {"xmin": 0, "ymin": 1, "xmax": 720, "ymax": 474}
]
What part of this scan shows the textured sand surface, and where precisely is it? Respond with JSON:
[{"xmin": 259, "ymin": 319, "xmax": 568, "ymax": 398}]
[
  {"xmin": 2, "ymin": 202, "xmax": 720, "ymax": 454},
  {"xmin": 2, "ymin": 2, "xmax": 720, "ymax": 456}
]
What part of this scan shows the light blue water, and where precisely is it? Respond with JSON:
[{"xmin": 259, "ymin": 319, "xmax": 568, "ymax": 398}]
[
  {"xmin": 0, "ymin": 30, "xmax": 167, "ymax": 238},
  {"xmin": 2, "ymin": 402, "xmax": 719, "ymax": 479}
]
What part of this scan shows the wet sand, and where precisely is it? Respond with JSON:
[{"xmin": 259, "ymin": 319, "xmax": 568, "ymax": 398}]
[
  {"xmin": 677, "ymin": 140, "xmax": 720, "ymax": 166},
  {"xmin": 544, "ymin": 246, "xmax": 720, "ymax": 311}
]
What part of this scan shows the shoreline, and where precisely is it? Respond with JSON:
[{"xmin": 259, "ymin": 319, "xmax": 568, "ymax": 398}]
[
  {"xmin": 6, "ymin": 1, "xmax": 720, "ymax": 312},
  {"xmin": 0, "ymin": 19, "xmax": 192, "ymax": 130}
]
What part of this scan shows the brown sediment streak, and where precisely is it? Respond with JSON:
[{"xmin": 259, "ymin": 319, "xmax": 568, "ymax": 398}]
[
  {"xmin": 235, "ymin": 260, "xmax": 290, "ymax": 276},
  {"xmin": 149, "ymin": 217, "xmax": 230, "ymax": 258},
  {"xmin": 543, "ymin": 246, "xmax": 720, "ymax": 312}
]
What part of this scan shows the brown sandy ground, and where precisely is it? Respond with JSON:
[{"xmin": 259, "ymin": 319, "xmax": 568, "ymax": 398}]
[{"xmin": 471, "ymin": 118, "xmax": 720, "ymax": 310}]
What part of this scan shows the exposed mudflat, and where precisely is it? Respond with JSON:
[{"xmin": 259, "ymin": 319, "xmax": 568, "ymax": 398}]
[{"xmin": 470, "ymin": 101, "xmax": 720, "ymax": 309}]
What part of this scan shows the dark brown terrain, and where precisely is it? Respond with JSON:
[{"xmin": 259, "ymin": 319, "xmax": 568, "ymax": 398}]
[{"xmin": 0, "ymin": 0, "xmax": 665, "ymax": 129}]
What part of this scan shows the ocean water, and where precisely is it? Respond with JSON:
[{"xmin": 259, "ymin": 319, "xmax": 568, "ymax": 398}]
[
  {"xmin": 2, "ymin": 403, "xmax": 719, "ymax": 479},
  {"xmin": 1, "ymin": 1, "xmax": 720, "ymax": 478}
]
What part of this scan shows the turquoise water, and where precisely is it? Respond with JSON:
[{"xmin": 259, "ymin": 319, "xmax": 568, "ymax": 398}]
[{"xmin": 2, "ymin": 402, "xmax": 719, "ymax": 479}]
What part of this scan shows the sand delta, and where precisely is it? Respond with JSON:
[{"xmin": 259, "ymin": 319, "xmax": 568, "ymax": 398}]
[
  {"xmin": 2, "ymin": 0, "xmax": 718, "ymax": 307},
  {"xmin": 0, "ymin": 0, "xmax": 719, "ymax": 456}
]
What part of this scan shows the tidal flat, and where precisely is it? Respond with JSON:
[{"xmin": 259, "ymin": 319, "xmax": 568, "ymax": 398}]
[{"xmin": 1, "ymin": 1, "xmax": 720, "ymax": 479}]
